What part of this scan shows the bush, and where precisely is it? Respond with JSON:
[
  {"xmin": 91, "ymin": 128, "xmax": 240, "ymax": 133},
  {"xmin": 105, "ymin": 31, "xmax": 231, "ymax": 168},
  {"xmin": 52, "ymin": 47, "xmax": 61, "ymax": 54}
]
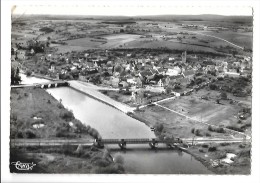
[
  {"xmin": 57, "ymin": 103, "xmax": 64, "ymax": 109},
  {"xmin": 239, "ymin": 144, "xmax": 246, "ymax": 148},
  {"xmin": 208, "ymin": 125, "xmax": 225, "ymax": 133},
  {"xmin": 81, "ymin": 152, "xmax": 91, "ymax": 158},
  {"xmin": 208, "ymin": 125, "xmax": 213, "ymax": 131},
  {"xmin": 215, "ymin": 127, "xmax": 225, "ymax": 133},
  {"xmin": 59, "ymin": 110, "xmax": 74, "ymax": 121},
  {"xmin": 226, "ymin": 125, "xmax": 244, "ymax": 132},
  {"xmin": 205, "ymin": 132, "xmax": 211, "ymax": 137},
  {"xmin": 202, "ymin": 144, "xmax": 209, "ymax": 148},
  {"xmin": 191, "ymin": 128, "xmax": 195, "ymax": 134},
  {"xmin": 208, "ymin": 146, "xmax": 217, "ymax": 152},
  {"xmin": 94, "ymin": 159, "xmax": 110, "ymax": 167},
  {"xmin": 154, "ymin": 123, "xmax": 164, "ymax": 133},
  {"xmin": 195, "ymin": 129, "xmax": 202, "ymax": 136},
  {"xmin": 220, "ymin": 142, "xmax": 230, "ymax": 146},
  {"xmin": 26, "ymin": 70, "xmax": 32, "ymax": 76},
  {"xmin": 24, "ymin": 129, "xmax": 36, "ymax": 138}
]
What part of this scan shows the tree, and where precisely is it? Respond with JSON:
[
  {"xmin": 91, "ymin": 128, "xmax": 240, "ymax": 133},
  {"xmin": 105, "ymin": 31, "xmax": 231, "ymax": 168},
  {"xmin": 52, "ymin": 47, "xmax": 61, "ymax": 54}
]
[
  {"xmin": 209, "ymin": 84, "xmax": 217, "ymax": 90},
  {"xmin": 216, "ymin": 99, "xmax": 220, "ymax": 104},
  {"xmin": 11, "ymin": 67, "xmax": 21, "ymax": 85},
  {"xmin": 220, "ymin": 92, "xmax": 227, "ymax": 100}
]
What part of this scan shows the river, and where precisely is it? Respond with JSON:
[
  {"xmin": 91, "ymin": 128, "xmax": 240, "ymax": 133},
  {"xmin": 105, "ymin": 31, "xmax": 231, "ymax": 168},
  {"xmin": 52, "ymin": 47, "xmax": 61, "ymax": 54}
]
[{"xmin": 20, "ymin": 74, "xmax": 212, "ymax": 174}]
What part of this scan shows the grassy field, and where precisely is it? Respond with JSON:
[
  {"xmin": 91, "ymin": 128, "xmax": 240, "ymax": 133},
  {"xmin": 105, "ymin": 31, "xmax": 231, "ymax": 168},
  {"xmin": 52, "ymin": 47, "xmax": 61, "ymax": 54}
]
[
  {"xmin": 160, "ymin": 95, "xmax": 241, "ymax": 128},
  {"xmin": 10, "ymin": 146, "xmax": 125, "ymax": 173},
  {"xmin": 10, "ymin": 87, "xmax": 96, "ymax": 139},
  {"xmin": 101, "ymin": 34, "xmax": 141, "ymax": 48},
  {"xmin": 188, "ymin": 142, "xmax": 251, "ymax": 174},
  {"xmin": 135, "ymin": 105, "xmax": 209, "ymax": 138},
  {"xmin": 201, "ymin": 31, "xmax": 253, "ymax": 49},
  {"xmin": 126, "ymin": 39, "xmax": 219, "ymax": 53},
  {"xmin": 10, "ymin": 87, "xmax": 125, "ymax": 173}
]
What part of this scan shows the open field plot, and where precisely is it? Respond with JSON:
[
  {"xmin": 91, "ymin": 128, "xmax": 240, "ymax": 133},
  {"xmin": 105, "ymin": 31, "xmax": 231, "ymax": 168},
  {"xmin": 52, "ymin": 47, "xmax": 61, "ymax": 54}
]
[
  {"xmin": 160, "ymin": 96, "xmax": 241, "ymax": 127},
  {"xmin": 126, "ymin": 39, "xmax": 218, "ymax": 53},
  {"xmin": 135, "ymin": 105, "xmax": 213, "ymax": 138},
  {"xmin": 55, "ymin": 37, "xmax": 106, "ymax": 53},
  {"xmin": 65, "ymin": 37, "xmax": 106, "ymax": 47},
  {"xmin": 11, "ymin": 31, "xmax": 38, "ymax": 40},
  {"xmin": 100, "ymin": 34, "xmax": 141, "ymax": 48},
  {"xmin": 199, "ymin": 30, "xmax": 253, "ymax": 49}
]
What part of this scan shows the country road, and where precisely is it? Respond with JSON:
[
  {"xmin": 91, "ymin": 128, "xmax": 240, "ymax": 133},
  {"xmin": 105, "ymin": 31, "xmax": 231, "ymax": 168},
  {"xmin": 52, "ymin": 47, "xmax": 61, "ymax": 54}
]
[
  {"xmin": 10, "ymin": 139, "xmax": 94, "ymax": 147},
  {"xmin": 160, "ymin": 26, "xmax": 244, "ymax": 50}
]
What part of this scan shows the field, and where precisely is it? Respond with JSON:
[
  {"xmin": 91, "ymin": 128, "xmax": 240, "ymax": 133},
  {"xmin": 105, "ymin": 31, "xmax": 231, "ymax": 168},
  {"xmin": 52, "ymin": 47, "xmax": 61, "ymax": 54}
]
[
  {"xmin": 100, "ymin": 34, "xmax": 141, "ymax": 48},
  {"xmin": 10, "ymin": 87, "xmax": 94, "ymax": 139},
  {"xmin": 160, "ymin": 96, "xmax": 241, "ymax": 127},
  {"xmin": 200, "ymin": 31, "xmax": 253, "ymax": 49},
  {"xmin": 135, "ymin": 105, "xmax": 206, "ymax": 138},
  {"xmin": 126, "ymin": 39, "xmax": 219, "ymax": 53}
]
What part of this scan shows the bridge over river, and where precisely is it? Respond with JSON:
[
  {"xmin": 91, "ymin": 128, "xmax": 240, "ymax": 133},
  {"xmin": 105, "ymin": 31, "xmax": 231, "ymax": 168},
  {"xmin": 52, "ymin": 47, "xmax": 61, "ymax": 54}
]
[
  {"xmin": 11, "ymin": 81, "xmax": 69, "ymax": 88},
  {"xmin": 11, "ymin": 79, "xmax": 135, "ymax": 113},
  {"xmin": 10, "ymin": 137, "xmax": 249, "ymax": 149},
  {"xmin": 10, "ymin": 138, "xmax": 183, "ymax": 149}
]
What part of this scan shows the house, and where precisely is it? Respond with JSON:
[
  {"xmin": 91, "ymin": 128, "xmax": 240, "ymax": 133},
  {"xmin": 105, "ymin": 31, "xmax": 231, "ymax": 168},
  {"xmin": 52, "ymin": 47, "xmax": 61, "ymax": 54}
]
[
  {"xmin": 164, "ymin": 75, "xmax": 184, "ymax": 86},
  {"xmin": 169, "ymin": 57, "xmax": 175, "ymax": 61},
  {"xmin": 127, "ymin": 78, "xmax": 137, "ymax": 85},
  {"xmin": 166, "ymin": 66, "xmax": 182, "ymax": 76},
  {"xmin": 182, "ymin": 51, "xmax": 187, "ymax": 63},
  {"xmin": 156, "ymin": 67, "xmax": 166, "ymax": 75},
  {"xmin": 157, "ymin": 79, "xmax": 164, "ymax": 87},
  {"xmin": 118, "ymin": 81, "xmax": 129, "ymax": 88},
  {"xmin": 182, "ymin": 70, "xmax": 195, "ymax": 80},
  {"xmin": 110, "ymin": 77, "xmax": 120, "ymax": 87},
  {"xmin": 136, "ymin": 77, "xmax": 143, "ymax": 88}
]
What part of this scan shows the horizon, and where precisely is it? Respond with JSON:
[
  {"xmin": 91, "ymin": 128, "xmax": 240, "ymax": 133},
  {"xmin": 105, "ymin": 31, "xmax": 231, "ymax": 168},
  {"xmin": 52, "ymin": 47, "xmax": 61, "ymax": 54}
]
[
  {"xmin": 12, "ymin": 13, "xmax": 253, "ymax": 17},
  {"xmin": 12, "ymin": 5, "xmax": 253, "ymax": 16}
]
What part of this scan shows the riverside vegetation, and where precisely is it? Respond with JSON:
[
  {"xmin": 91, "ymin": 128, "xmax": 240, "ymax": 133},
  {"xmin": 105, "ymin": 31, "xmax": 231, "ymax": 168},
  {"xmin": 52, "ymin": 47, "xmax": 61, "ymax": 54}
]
[{"xmin": 10, "ymin": 87, "xmax": 125, "ymax": 173}]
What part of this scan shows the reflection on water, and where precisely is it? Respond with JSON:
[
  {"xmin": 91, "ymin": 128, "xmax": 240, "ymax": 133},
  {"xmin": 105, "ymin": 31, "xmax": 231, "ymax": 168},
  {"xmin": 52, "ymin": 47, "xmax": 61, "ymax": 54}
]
[{"xmin": 107, "ymin": 144, "xmax": 211, "ymax": 174}]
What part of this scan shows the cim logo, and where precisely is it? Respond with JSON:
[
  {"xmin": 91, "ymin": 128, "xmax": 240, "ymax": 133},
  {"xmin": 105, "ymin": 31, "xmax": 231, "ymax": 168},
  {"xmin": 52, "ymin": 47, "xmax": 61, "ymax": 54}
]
[{"xmin": 11, "ymin": 161, "xmax": 36, "ymax": 171}]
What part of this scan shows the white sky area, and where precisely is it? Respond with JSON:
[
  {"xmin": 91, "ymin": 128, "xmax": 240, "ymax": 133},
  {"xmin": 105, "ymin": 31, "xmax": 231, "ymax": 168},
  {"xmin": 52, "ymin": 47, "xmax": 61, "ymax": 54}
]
[{"xmin": 12, "ymin": 5, "xmax": 252, "ymax": 16}]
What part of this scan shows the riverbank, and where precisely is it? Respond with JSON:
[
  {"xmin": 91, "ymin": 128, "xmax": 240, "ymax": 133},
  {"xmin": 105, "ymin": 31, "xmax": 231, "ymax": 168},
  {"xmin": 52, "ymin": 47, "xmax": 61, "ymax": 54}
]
[
  {"xmin": 131, "ymin": 110, "xmax": 251, "ymax": 174},
  {"xmin": 10, "ymin": 87, "xmax": 125, "ymax": 173}
]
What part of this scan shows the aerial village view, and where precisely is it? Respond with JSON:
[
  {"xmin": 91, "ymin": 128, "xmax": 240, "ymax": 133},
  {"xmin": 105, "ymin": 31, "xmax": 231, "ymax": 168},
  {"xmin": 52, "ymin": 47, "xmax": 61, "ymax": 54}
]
[{"xmin": 10, "ymin": 10, "xmax": 252, "ymax": 175}]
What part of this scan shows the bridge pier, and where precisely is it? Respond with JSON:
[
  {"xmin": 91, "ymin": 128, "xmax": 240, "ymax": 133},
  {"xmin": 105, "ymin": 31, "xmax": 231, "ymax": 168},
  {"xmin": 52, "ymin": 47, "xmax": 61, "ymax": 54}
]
[
  {"xmin": 149, "ymin": 139, "xmax": 158, "ymax": 149},
  {"xmin": 94, "ymin": 139, "xmax": 104, "ymax": 148},
  {"xmin": 149, "ymin": 142, "xmax": 158, "ymax": 149},
  {"xmin": 118, "ymin": 140, "xmax": 126, "ymax": 149}
]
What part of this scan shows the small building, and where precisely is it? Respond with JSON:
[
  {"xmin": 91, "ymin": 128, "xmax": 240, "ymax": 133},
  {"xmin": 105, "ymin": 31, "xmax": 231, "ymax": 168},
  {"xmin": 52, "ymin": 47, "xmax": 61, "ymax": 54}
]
[
  {"xmin": 182, "ymin": 70, "xmax": 195, "ymax": 80},
  {"xmin": 118, "ymin": 81, "xmax": 129, "ymax": 88}
]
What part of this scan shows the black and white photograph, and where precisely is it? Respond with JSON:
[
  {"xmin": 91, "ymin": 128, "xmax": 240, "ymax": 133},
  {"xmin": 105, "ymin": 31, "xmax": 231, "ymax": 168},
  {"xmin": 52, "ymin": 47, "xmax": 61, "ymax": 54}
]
[{"xmin": 1, "ymin": 0, "xmax": 260, "ymax": 182}]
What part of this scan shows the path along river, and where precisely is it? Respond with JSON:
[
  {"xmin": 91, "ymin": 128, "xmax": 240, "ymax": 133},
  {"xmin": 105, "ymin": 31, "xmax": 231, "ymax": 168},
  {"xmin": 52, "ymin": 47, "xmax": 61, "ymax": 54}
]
[{"xmin": 20, "ymin": 74, "xmax": 212, "ymax": 174}]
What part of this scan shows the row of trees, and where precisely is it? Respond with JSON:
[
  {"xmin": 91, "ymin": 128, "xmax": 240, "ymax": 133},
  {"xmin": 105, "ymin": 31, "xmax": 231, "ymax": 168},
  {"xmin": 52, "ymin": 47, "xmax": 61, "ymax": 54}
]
[{"xmin": 11, "ymin": 67, "xmax": 21, "ymax": 85}]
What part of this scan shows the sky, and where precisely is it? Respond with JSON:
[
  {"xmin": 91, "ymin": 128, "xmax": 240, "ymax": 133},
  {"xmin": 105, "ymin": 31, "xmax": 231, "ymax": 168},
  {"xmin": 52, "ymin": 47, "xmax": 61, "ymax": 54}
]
[{"xmin": 12, "ymin": 5, "xmax": 253, "ymax": 16}]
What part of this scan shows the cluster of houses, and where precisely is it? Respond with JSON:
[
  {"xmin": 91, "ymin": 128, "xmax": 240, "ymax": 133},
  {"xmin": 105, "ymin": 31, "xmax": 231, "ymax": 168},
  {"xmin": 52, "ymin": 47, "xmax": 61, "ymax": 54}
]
[{"xmin": 38, "ymin": 49, "xmax": 251, "ymax": 98}]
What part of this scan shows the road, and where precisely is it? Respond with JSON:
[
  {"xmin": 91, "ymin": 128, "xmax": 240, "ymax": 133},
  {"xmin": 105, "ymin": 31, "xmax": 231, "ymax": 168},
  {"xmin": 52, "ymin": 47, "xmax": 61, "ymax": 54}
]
[
  {"xmin": 10, "ymin": 139, "xmax": 94, "ymax": 147},
  {"xmin": 68, "ymin": 80, "xmax": 135, "ymax": 113},
  {"xmin": 160, "ymin": 26, "xmax": 244, "ymax": 50}
]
